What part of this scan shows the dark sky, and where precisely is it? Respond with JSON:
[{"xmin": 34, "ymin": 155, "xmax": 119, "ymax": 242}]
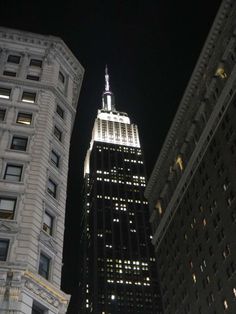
[{"xmin": 0, "ymin": 0, "xmax": 222, "ymax": 311}]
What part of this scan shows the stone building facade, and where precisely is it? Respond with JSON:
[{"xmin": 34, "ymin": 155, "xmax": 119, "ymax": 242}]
[
  {"xmin": 145, "ymin": 0, "xmax": 236, "ymax": 313},
  {"xmin": 0, "ymin": 27, "xmax": 84, "ymax": 313}
]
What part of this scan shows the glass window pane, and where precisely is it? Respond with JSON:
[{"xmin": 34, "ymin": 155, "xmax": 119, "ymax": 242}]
[
  {"xmin": 4, "ymin": 165, "xmax": 22, "ymax": 181},
  {"xmin": 0, "ymin": 198, "xmax": 16, "ymax": 219},
  {"xmin": 30, "ymin": 59, "xmax": 42, "ymax": 67},
  {"xmin": 56, "ymin": 105, "xmax": 64, "ymax": 119},
  {"xmin": 43, "ymin": 212, "xmax": 53, "ymax": 235},
  {"xmin": 0, "ymin": 240, "xmax": 9, "ymax": 261},
  {"xmin": 11, "ymin": 136, "xmax": 28, "ymax": 151},
  {"xmin": 26, "ymin": 75, "xmax": 39, "ymax": 81},
  {"xmin": 16, "ymin": 113, "xmax": 32, "ymax": 125},
  {"xmin": 7, "ymin": 55, "xmax": 21, "ymax": 64},
  {"xmin": 0, "ymin": 87, "xmax": 11, "ymax": 99},
  {"xmin": 39, "ymin": 253, "xmax": 50, "ymax": 279},
  {"xmin": 3, "ymin": 71, "xmax": 16, "ymax": 77},
  {"xmin": 51, "ymin": 150, "xmax": 60, "ymax": 167},
  {"xmin": 0, "ymin": 109, "xmax": 6, "ymax": 121},
  {"xmin": 54, "ymin": 126, "xmax": 62, "ymax": 141},
  {"xmin": 22, "ymin": 91, "xmax": 36, "ymax": 103},
  {"xmin": 59, "ymin": 71, "xmax": 65, "ymax": 84}
]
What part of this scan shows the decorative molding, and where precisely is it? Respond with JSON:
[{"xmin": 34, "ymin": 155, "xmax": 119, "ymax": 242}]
[{"xmin": 145, "ymin": 0, "xmax": 234, "ymax": 198}]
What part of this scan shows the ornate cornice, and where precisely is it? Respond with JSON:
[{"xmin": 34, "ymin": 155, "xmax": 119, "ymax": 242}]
[
  {"xmin": 0, "ymin": 27, "xmax": 84, "ymax": 75},
  {"xmin": 145, "ymin": 0, "xmax": 233, "ymax": 199}
]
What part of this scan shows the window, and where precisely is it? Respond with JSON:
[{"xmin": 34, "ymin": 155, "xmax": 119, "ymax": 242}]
[
  {"xmin": 7, "ymin": 55, "xmax": 21, "ymax": 64},
  {"xmin": 26, "ymin": 74, "xmax": 39, "ymax": 81},
  {"xmin": 30, "ymin": 59, "xmax": 42, "ymax": 67},
  {"xmin": 58, "ymin": 71, "xmax": 65, "ymax": 84},
  {"xmin": 21, "ymin": 91, "xmax": 36, "ymax": 103},
  {"xmin": 47, "ymin": 179, "xmax": 57, "ymax": 198},
  {"xmin": 11, "ymin": 136, "xmax": 28, "ymax": 151},
  {"xmin": 0, "ymin": 87, "xmax": 11, "ymax": 99},
  {"xmin": 4, "ymin": 164, "xmax": 23, "ymax": 182},
  {"xmin": 43, "ymin": 212, "xmax": 53, "ymax": 235},
  {"xmin": 38, "ymin": 253, "xmax": 50, "ymax": 279},
  {"xmin": 53, "ymin": 126, "xmax": 62, "ymax": 142},
  {"xmin": 3, "ymin": 70, "xmax": 16, "ymax": 77},
  {"xmin": 0, "ymin": 197, "xmax": 16, "ymax": 219},
  {"xmin": 56, "ymin": 105, "xmax": 64, "ymax": 119},
  {"xmin": 16, "ymin": 112, "xmax": 32, "ymax": 125},
  {"xmin": 0, "ymin": 109, "xmax": 6, "ymax": 121},
  {"xmin": 32, "ymin": 302, "xmax": 45, "ymax": 314},
  {"xmin": 51, "ymin": 150, "xmax": 60, "ymax": 167},
  {"xmin": 0, "ymin": 239, "xmax": 9, "ymax": 261}
]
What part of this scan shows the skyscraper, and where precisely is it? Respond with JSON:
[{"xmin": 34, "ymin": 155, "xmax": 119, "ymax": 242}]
[
  {"xmin": 145, "ymin": 0, "xmax": 236, "ymax": 313},
  {"xmin": 0, "ymin": 27, "xmax": 83, "ymax": 313},
  {"xmin": 79, "ymin": 67, "xmax": 162, "ymax": 313}
]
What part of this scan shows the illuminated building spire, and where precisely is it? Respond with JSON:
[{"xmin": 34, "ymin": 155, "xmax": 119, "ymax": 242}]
[{"xmin": 102, "ymin": 65, "xmax": 115, "ymax": 111}]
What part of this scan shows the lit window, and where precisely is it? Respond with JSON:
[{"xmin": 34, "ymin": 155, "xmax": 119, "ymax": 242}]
[
  {"xmin": 16, "ymin": 112, "xmax": 32, "ymax": 125},
  {"xmin": 0, "ymin": 197, "xmax": 16, "ymax": 219},
  {"xmin": 53, "ymin": 126, "xmax": 62, "ymax": 142},
  {"xmin": 192, "ymin": 273, "xmax": 197, "ymax": 283},
  {"xmin": 176, "ymin": 155, "xmax": 184, "ymax": 171},
  {"xmin": 51, "ymin": 150, "xmax": 60, "ymax": 168},
  {"xmin": 3, "ymin": 70, "xmax": 16, "ymax": 77},
  {"xmin": 21, "ymin": 91, "xmax": 36, "ymax": 103},
  {"xmin": 26, "ymin": 74, "xmax": 39, "ymax": 81},
  {"xmin": 38, "ymin": 253, "xmax": 50, "ymax": 279},
  {"xmin": 0, "ymin": 239, "xmax": 9, "ymax": 261},
  {"xmin": 47, "ymin": 179, "xmax": 57, "ymax": 198},
  {"xmin": 0, "ymin": 109, "xmax": 6, "ymax": 121},
  {"xmin": 215, "ymin": 67, "xmax": 227, "ymax": 79},
  {"xmin": 155, "ymin": 200, "xmax": 162, "ymax": 215},
  {"xmin": 30, "ymin": 59, "xmax": 42, "ymax": 67},
  {"xmin": 4, "ymin": 164, "xmax": 22, "ymax": 182},
  {"xmin": 223, "ymin": 299, "xmax": 228, "ymax": 310},
  {"xmin": 111, "ymin": 295, "xmax": 116, "ymax": 300},
  {"xmin": 56, "ymin": 105, "xmax": 64, "ymax": 119},
  {"xmin": 43, "ymin": 212, "xmax": 53, "ymax": 235},
  {"xmin": 7, "ymin": 55, "xmax": 21, "ymax": 64},
  {"xmin": 59, "ymin": 71, "xmax": 65, "ymax": 84},
  {"xmin": 11, "ymin": 136, "xmax": 28, "ymax": 151},
  {"xmin": 0, "ymin": 87, "xmax": 11, "ymax": 99}
]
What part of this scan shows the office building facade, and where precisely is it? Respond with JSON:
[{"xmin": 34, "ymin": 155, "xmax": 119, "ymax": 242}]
[
  {"xmin": 0, "ymin": 27, "xmax": 84, "ymax": 313},
  {"xmin": 145, "ymin": 0, "xmax": 236, "ymax": 313},
  {"xmin": 79, "ymin": 68, "xmax": 162, "ymax": 313}
]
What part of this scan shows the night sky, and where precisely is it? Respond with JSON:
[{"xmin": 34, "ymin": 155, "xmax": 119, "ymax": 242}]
[{"xmin": 0, "ymin": 0, "xmax": 222, "ymax": 312}]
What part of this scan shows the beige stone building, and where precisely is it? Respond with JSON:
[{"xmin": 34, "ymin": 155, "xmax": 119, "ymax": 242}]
[{"xmin": 0, "ymin": 27, "xmax": 84, "ymax": 313}]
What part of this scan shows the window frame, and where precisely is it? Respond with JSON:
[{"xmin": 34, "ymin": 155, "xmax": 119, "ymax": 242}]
[
  {"xmin": 21, "ymin": 91, "xmax": 36, "ymax": 103},
  {"xmin": 38, "ymin": 252, "xmax": 51, "ymax": 280},
  {"xmin": 56, "ymin": 104, "xmax": 64, "ymax": 119},
  {"xmin": 26, "ymin": 74, "xmax": 40, "ymax": 81},
  {"xmin": 53, "ymin": 126, "xmax": 62, "ymax": 142},
  {"xmin": 0, "ymin": 87, "xmax": 11, "ymax": 99},
  {"xmin": 7, "ymin": 55, "xmax": 21, "ymax": 64},
  {"xmin": 50, "ymin": 150, "xmax": 60, "ymax": 168},
  {"xmin": 58, "ymin": 71, "xmax": 65, "ymax": 84},
  {"xmin": 0, "ymin": 197, "xmax": 16, "ymax": 220},
  {"xmin": 29, "ymin": 59, "xmax": 42, "ymax": 68},
  {"xmin": 11, "ymin": 136, "xmax": 28, "ymax": 151},
  {"xmin": 3, "ymin": 70, "xmax": 17, "ymax": 77},
  {"xmin": 4, "ymin": 164, "xmax": 23, "ymax": 182},
  {"xmin": 47, "ymin": 178, "xmax": 57, "ymax": 198},
  {"xmin": 43, "ymin": 211, "xmax": 54, "ymax": 236},
  {"xmin": 16, "ymin": 112, "xmax": 32, "ymax": 126},
  {"xmin": 0, "ymin": 108, "xmax": 6, "ymax": 121},
  {"xmin": 0, "ymin": 239, "xmax": 9, "ymax": 261}
]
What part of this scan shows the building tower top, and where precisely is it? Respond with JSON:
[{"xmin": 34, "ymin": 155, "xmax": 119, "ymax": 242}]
[{"xmin": 102, "ymin": 65, "xmax": 115, "ymax": 111}]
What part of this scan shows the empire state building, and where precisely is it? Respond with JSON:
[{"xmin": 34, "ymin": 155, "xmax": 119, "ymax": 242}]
[{"xmin": 79, "ymin": 68, "xmax": 162, "ymax": 313}]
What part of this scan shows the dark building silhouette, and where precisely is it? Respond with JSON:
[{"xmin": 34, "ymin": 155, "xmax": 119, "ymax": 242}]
[
  {"xmin": 79, "ymin": 68, "xmax": 162, "ymax": 313},
  {"xmin": 145, "ymin": 0, "xmax": 236, "ymax": 313}
]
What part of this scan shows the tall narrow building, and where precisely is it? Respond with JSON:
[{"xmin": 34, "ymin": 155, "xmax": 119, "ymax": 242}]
[
  {"xmin": 145, "ymin": 0, "xmax": 236, "ymax": 313},
  {"xmin": 0, "ymin": 27, "xmax": 84, "ymax": 313},
  {"xmin": 79, "ymin": 68, "xmax": 162, "ymax": 313}
]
